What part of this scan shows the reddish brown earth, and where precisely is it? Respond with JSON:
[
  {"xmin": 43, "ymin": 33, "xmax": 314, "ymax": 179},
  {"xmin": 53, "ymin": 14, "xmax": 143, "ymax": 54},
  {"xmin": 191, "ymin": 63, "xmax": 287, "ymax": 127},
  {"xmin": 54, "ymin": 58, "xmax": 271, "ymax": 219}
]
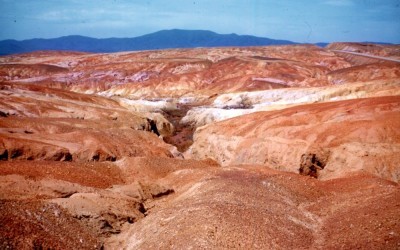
[
  {"xmin": 0, "ymin": 43, "xmax": 399, "ymax": 249},
  {"xmin": 327, "ymin": 42, "xmax": 400, "ymax": 59},
  {"xmin": 0, "ymin": 83, "xmax": 176, "ymax": 162},
  {"xmin": 0, "ymin": 45, "xmax": 351, "ymax": 97},
  {"xmin": 108, "ymin": 166, "xmax": 400, "ymax": 249},
  {"xmin": 188, "ymin": 96, "xmax": 400, "ymax": 182}
]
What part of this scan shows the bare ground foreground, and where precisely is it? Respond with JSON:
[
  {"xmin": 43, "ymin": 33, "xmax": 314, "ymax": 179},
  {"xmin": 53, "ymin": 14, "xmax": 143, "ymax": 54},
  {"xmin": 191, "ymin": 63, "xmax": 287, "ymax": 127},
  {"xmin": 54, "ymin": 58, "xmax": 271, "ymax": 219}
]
[{"xmin": 1, "ymin": 43, "xmax": 400, "ymax": 249}]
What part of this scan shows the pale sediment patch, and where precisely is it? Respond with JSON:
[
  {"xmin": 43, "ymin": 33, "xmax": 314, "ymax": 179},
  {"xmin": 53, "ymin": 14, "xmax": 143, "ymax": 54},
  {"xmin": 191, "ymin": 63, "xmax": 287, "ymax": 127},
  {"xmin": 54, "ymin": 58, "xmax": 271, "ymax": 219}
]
[{"xmin": 182, "ymin": 79, "xmax": 400, "ymax": 127}]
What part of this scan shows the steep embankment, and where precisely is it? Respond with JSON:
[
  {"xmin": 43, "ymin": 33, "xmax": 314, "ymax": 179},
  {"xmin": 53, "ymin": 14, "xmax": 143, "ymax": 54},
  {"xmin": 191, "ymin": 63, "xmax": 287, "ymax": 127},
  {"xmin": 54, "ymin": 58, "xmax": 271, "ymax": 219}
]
[
  {"xmin": 187, "ymin": 96, "xmax": 400, "ymax": 182},
  {"xmin": 0, "ymin": 83, "xmax": 177, "ymax": 161}
]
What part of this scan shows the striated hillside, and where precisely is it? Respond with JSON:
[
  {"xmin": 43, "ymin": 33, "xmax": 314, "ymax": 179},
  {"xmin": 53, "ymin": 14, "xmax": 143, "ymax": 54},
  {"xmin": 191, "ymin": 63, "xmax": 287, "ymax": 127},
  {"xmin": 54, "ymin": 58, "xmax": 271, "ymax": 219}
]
[
  {"xmin": 0, "ymin": 45, "xmax": 350, "ymax": 96},
  {"xmin": 1, "ymin": 43, "xmax": 399, "ymax": 249},
  {"xmin": 187, "ymin": 96, "xmax": 400, "ymax": 181}
]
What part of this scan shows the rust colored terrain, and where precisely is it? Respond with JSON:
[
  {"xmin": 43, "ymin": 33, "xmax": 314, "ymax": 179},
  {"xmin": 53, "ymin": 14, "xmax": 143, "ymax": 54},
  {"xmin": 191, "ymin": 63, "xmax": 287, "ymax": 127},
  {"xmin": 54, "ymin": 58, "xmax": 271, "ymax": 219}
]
[{"xmin": 0, "ymin": 43, "xmax": 399, "ymax": 249}]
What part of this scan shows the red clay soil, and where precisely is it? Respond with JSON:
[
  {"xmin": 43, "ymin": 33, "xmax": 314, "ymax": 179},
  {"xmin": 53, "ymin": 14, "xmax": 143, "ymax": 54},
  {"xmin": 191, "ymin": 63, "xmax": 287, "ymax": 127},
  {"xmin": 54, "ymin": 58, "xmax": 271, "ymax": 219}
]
[
  {"xmin": 188, "ymin": 96, "xmax": 400, "ymax": 182},
  {"xmin": 0, "ymin": 82, "xmax": 176, "ymax": 162},
  {"xmin": 328, "ymin": 61, "xmax": 400, "ymax": 84},
  {"xmin": 0, "ymin": 200, "xmax": 102, "ymax": 249},
  {"xmin": 0, "ymin": 44, "xmax": 352, "ymax": 97},
  {"xmin": 0, "ymin": 161, "xmax": 123, "ymax": 189},
  {"xmin": 0, "ymin": 44, "xmax": 399, "ymax": 249},
  {"xmin": 107, "ymin": 165, "xmax": 400, "ymax": 249},
  {"xmin": 2, "ymin": 157, "xmax": 398, "ymax": 249}
]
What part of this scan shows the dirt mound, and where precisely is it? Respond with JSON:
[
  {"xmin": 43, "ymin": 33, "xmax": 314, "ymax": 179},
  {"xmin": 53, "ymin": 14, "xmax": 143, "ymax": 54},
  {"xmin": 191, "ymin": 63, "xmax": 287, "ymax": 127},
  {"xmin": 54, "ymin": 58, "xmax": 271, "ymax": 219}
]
[
  {"xmin": 107, "ymin": 165, "xmax": 400, "ymax": 249},
  {"xmin": 0, "ymin": 200, "xmax": 102, "ymax": 249},
  {"xmin": 0, "ymin": 155, "xmax": 220, "ymax": 246},
  {"xmin": 116, "ymin": 156, "xmax": 220, "ymax": 183}
]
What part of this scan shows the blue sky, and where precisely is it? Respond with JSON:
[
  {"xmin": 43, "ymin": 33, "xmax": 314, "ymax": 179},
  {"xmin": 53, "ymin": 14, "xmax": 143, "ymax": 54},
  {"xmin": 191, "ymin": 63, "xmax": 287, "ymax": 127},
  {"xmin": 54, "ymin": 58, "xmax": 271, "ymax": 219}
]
[{"xmin": 0, "ymin": 0, "xmax": 399, "ymax": 43}]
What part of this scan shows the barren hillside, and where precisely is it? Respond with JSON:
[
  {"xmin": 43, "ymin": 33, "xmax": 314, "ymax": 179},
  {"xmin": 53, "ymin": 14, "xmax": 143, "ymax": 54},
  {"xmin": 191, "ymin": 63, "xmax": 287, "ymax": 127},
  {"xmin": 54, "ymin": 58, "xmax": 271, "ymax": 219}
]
[{"xmin": 1, "ymin": 43, "xmax": 399, "ymax": 249}]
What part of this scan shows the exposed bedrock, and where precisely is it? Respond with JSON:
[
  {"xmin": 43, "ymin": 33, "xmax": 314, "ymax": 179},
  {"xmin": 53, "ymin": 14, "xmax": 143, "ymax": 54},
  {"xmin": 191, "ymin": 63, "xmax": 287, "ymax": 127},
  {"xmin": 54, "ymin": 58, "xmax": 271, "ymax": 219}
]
[
  {"xmin": 0, "ymin": 83, "xmax": 179, "ymax": 162},
  {"xmin": 181, "ymin": 79, "xmax": 400, "ymax": 127},
  {"xmin": 186, "ymin": 96, "xmax": 400, "ymax": 182}
]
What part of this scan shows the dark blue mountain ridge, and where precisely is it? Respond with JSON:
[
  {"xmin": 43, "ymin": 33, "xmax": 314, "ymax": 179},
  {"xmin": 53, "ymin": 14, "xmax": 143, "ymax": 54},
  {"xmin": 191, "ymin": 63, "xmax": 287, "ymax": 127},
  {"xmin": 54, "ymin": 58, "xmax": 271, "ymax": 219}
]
[
  {"xmin": 0, "ymin": 29, "xmax": 298, "ymax": 55},
  {"xmin": 0, "ymin": 29, "xmax": 393, "ymax": 56}
]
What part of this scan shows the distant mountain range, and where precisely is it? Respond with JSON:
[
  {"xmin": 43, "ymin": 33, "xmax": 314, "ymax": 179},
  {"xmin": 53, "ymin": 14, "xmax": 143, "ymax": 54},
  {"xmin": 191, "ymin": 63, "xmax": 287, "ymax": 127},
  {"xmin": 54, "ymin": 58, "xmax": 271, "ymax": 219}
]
[
  {"xmin": 1, "ymin": 29, "xmax": 392, "ymax": 56},
  {"xmin": 0, "ymin": 29, "xmax": 300, "ymax": 55}
]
